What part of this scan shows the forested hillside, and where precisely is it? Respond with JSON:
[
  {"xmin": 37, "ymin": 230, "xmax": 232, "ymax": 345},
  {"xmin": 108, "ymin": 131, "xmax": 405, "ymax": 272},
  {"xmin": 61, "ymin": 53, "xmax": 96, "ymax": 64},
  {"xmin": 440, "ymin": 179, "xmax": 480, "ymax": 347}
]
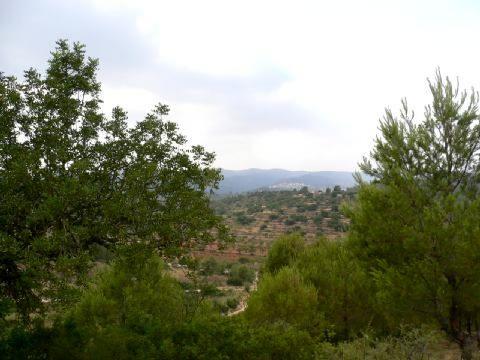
[
  {"xmin": 205, "ymin": 186, "xmax": 351, "ymax": 257},
  {"xmin": 2, "ymin": 41, "xmax": 480, "ymax": 360}
]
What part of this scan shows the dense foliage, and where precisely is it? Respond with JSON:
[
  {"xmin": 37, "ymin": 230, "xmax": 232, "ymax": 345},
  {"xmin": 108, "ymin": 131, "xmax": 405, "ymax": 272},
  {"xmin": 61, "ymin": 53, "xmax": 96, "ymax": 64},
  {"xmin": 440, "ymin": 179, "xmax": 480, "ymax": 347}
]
[
  {"xmin": 0, "ymin": 40, "xmax": 225, "ymax": 327},
  {"xmin": 2, "ymin": 41, "xmax": 480, "ymax": 359},
  {"xmin": 347, "ymin": 71, "xmax": 480, "ymax": 358},
  {"xmin": 263, "ymin": 233, "xmax": 305, "ymax": 273}
]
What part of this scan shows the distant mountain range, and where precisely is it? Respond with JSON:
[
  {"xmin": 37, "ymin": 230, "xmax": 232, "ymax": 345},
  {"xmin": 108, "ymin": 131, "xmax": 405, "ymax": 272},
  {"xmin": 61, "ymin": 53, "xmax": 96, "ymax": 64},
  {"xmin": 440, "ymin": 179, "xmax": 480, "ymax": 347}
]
[{"xmin": 217, "ymin": 169, "xmax": 359, "ymax": 194}]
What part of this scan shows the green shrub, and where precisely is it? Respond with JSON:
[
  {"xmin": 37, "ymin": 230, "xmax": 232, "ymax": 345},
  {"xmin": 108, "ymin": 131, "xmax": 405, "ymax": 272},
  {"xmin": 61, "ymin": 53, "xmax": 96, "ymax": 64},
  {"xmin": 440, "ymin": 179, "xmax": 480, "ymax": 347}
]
[
  {"xmin": 236, "ymin": 214, "xmax": 254, "ymax": 225},
  {"xmin": 264, "ymin": 234, "xmax": 305, "ymax": 274},
  {"xmin": 50, "ymin": 252, "xmax": 185, "ymax": 358},
  {"xmin": 245, "ymin": 267, "xmax": 322, "ymax": 334},
  {"xmin": 200, "ymin": 257, "xmax": 220, "ymax": 276},
  {"xmin": 227, "ymin": 264, "xmax": 255, "ymax": 286},
  {"xmin": 226, "ymin": 298, "xmax": 239, "ymax": 309},
  {"xmin": 316, "ymin": 328, "xmax": 443, "ymax": 360}
]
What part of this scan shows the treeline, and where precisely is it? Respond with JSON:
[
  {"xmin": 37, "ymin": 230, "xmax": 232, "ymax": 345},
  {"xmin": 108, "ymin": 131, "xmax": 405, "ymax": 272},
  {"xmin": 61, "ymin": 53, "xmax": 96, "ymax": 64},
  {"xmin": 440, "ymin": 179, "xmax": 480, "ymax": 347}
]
[{"xmin": 0, "ymin": 238, "xmax": 444, "ymax": 359}]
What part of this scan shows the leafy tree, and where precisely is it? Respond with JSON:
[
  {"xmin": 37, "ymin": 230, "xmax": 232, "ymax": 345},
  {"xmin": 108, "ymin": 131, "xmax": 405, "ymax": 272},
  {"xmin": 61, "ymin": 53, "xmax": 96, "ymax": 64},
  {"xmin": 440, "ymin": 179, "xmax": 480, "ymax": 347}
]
[
  {"xmin": 246, "ymin": 203, "xmax": 262, "ymax": 214},
  {"xmin": 0, "ymin": 321, "xmax": 53, "ymax": 360},
  {"xmin": 317, "ymin": 327, "xmax": 442, "ymax": 360},
  {"xmin": 0, "ymin": 40, "xmax": 225, "ymax": 323},
  {"xmin": 328, "ymin": 213, "xmax": 347, "ymax": 232},
  {"xmin": 347, "ymin": 71, "xmax": 480, "ymax": 357},
  {"xmin": 245, "ymin": 267, "xmax": 322, "ymax": 335},
  {"xmin": 268, "ymin": 213, "xmax": 279, "ymax": 220},
  {"xmin": 291, "ymin": 214, "xmax": 308, "ymax": 223},
  {"xmin": 200, "ymin": 257, "xmax": 220, "ymax": 276},
  {"xmin": 227, "ymin": 264, "xmax": 255, "ymax": 286},
  {"xmin": 299, "ymin": 186, "xmax": 310, "ymax": 195},
  {"xmin": 169, "ymin": 315, "xmax": 246, "ymax": 360},
  {"xmin": 295, "ymin": 239, "xmax": 377, "ymax": 340},
  {"xmin": 226, "ymin": 297, "xmax": 239, "ymax": 309},
  {"xmin": 53, "ymin": 256, "xmax": 316, "ymax": 360},
  {"xmin": 50, "ymin": 249, "xmax": 185, "ymax": 359},
  {"xmin": 313, "ymin": 214, "xmax": 323, "ymax": 225},
  {"xmin": 243, "ymin": 321, "xmax": 316, "ymax": 360},
  {"xmin": 264, "ymin": 233, "xmax": 305, "ymax": 274},
  {"xmin": 235, "ymin": 213, "xmax": 254, "ymax": 225},
  {"xmin": 172, "ymin": 316, "xmax": 316, "ymax": 360}
]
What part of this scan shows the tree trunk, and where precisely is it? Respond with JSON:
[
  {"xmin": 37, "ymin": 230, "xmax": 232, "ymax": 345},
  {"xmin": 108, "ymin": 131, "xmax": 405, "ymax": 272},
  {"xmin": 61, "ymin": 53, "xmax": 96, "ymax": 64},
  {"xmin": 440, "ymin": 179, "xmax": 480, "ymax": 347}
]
[{"xmin": 445, "ymin": 276, "xmax": 478, "ymax": 359}]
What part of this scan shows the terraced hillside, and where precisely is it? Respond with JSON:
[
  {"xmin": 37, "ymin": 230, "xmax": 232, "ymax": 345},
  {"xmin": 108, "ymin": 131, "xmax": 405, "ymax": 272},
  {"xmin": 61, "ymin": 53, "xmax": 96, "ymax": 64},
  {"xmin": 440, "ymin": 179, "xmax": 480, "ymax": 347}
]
[{"xmin": 200, "ymin": 186, "xmax": 354, "ymax": 258}]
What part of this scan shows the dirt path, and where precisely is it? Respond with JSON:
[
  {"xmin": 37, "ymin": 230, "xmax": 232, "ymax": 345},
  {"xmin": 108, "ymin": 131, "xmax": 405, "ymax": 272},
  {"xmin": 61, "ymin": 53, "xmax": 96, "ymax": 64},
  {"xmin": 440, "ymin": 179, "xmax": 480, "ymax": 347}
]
[{"xmin": 228, "ymin": 271, "xmax": 258, "ymax": 316}]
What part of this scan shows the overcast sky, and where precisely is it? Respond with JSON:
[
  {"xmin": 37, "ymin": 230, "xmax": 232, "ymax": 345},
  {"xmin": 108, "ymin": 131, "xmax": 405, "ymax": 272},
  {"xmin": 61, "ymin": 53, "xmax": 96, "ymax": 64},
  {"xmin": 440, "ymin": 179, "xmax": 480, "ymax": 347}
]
[{"xmin": 2, "ymin": 0, "xmax": 480, "ymax": 171}]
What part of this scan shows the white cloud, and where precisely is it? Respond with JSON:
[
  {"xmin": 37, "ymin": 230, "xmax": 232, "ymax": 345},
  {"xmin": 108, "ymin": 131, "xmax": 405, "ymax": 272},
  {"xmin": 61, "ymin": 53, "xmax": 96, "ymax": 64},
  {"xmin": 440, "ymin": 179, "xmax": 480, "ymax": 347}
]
[
  {"xmin": 4, "ymin": 0, "xmax": 480, "ymax": 170},
  {"xmin": 102, "ymin": 85, "xmax": 159, "ymax": 123}
]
